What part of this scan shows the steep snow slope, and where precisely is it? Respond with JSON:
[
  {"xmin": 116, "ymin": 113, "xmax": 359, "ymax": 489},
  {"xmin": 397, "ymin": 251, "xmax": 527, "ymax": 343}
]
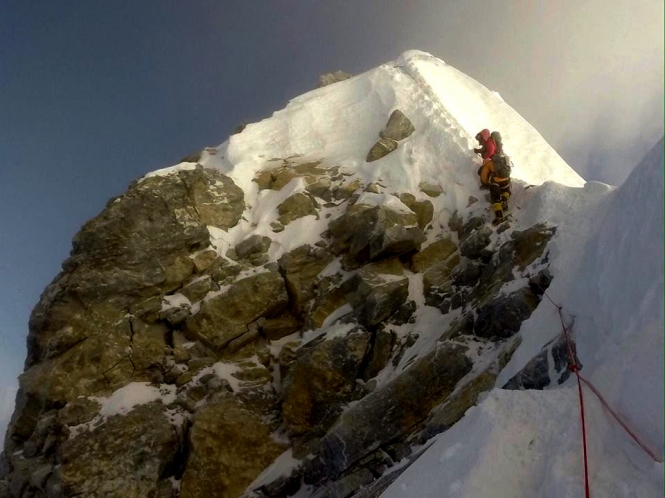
[{"xmin": 384, "ymin": 138, "xmax": 664, "ymax": 498}]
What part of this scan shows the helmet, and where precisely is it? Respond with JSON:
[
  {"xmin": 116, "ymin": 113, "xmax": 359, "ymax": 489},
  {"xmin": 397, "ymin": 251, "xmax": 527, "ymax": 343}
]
[{"xmin": 479, "ymin": 129, "xmax": 490, "ymax": 141}]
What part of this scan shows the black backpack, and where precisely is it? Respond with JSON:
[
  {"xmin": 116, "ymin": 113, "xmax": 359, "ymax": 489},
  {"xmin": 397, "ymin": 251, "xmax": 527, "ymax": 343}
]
[
  {"xmin": 492, "ymin": 152, "xmax": 512, "ymax": 178},
  {"xmin": 490, "ymin": 131, "xmax": 511, "ymax": 177},
  {"xmin": 491, "ymin": 131, "xmax": 503, "ymax": 154}
]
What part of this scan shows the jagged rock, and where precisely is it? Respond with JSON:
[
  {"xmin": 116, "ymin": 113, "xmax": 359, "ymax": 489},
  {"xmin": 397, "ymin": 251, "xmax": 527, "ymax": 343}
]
[
  {"xmin": 278, "ymin": 192, "xmax": 319, "ymax": 225},
  {"xmin": 22, "ymin": 410, "xmax": 56, "ymax": 458},
  {"xmin": 467, "ymin": 195, "xmax": 479, "ymax": 207},
  {"xmin": 207, "ymin": 257, "xmax": 242, "ymax": 284},
  {"xmin": 129, "ymin": 319, "xmax": 168, "ymax": 371},
  {"xmin": 304, "ymin": 342, "xmax": 472, "ymax": 483},
  {"xmin": 366, "ymin": 138, "xmax": 399, "ymax": 162},
  {"xmin": 459, "ymin": 225, "xmax": 493, "ymax": 259},
  {"xmin": 329, "ymin": 203, "xmax": 425, "ymax": 264},
  {"xmin": 261, "ymin": 315, "xmax": 301, "ymax": 341},
  {"xmin": 311, "ymin": 468, "xmax": 374, "ymax": 498},
  {"xmin": 160, "ymin": 305, "xmax": 191, "ymax": 327},
  {"xmin": 226, "ymin": 329, "xmax": 260, "ymax": 354},
  {"xmin": 282, "ymin": 329, "xmax": 371, "ymax": 434},
  {"xmin": 380, "ymin": 110, "xmax": 415, "ymax": 142},
  {"xmin": 279, "ymin": 245, "xmax": 334, "ymax": 316},
  {"xmin": 270, "ymin": 221, "xmax": 285, "ymax": 233},
  {"xmin": 391, "ymin": 333, "xmax": 419, "ymax": 367},
  {"xmin": 16, "ymin": 318, "xmax": 132, "ymax": 411},
  {"xmin": 192, "ymin": 249, "xmax": 218, "ymax": 274},
  {"xmin": 474, "ymin": 286, "xmax": 542, "ymax": 339},
  {"xmin": 398, "ymin": 194, "xmax": 433, "ymax": 230},
  {"xmin": 186, "ymin": 272, "xmax": 288, "ymax": 352},
  {"xmin": 348, "ymin": 259, "xmax": 409, "ymax": 327},
  {"xmin": 173, "ymin": 346, "xmax": 191, "ymax": 364},
  {"xmin": 235, "ymin": 235, "xmax": 272, "ymax": 260},
  {"xmin": 387, "ymin": 300, "xmax": 417, "ymax": 326},
  {"xmin": 411, "ymin": 238, "xmax": 457, "ymax": 273},
  {"xmin": 277, "ymin": 341, "xmax": 300, "ymax": 382},
  {"xmin": 361, "ymin": 328, "xmax": 396, "ymax": 381},
  {"xmin": 26, "ymin": 166, "xmax": 243, "ymax": 368},
  {"xmin": 130, "ymin": 295, "xmax": 163, "ymax": 323},
  {"xmin": 181, "ymin": 394, "xmax": 287, "ymax": 498},
  {"xmin": 306, "ymin": 177, "xmax": 334, "ymax": 201},
  {"xmin": 423, "ymin": 254, "xmax": 460, "ymax": 307},
  {"xmin": 44, "ymin": 325, "xmax": 88, "ymax": 359},
  {"xmin": 57, "ymin": 403, "xmax": 185, "ymax": 497},
  {"xmin": 333, "ymin": 179, "xmax": 362, "ymax": 200},
  {"xmin": 254, "ymin": 160, "xmax": 327, "ymax": 191},
  {"xmin": 473, "ymin": 225, "xmax": 556, "ymax": 306},
  {"xmin": 180, "ymin": 275, "xmax": 218, "ymax": 303},
  {"xmin": 458, "ymin": 215, "xmax": 485, "ymax": 242},
  {"xmin": 58, "ymin": 397, "xmax": 102, "ymax": 427},
  {"xmin": 418, "ymin": 182, "xmax": 443, "ymax": 197},
  {"xmin": 418, "ymin": 338, "xmax": 520, "ymax": 441},
  {"xmin": 504, "ymin": 334, "xmax": 578, "ymax": 390},
  {"xmin": 452, "ymin": 259, "xmax": 485, "ymax": 288},
  {"xmin": 318, "ymin": 70, "xmax": 352, "ymax": 87},
  {"xmin": 304, "ymin": 283, "xmax": 350, "ymax": 330}
]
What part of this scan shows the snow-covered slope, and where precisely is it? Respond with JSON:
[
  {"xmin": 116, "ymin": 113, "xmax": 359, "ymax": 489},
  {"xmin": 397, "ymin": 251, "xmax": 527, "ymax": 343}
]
[
  {"xmin": 384, "ymin": 138, "xmax": 664, "ymax": 498},
  {"xmin": 187, "ymin": 50, "xmax": 583, "ymax": 261}
]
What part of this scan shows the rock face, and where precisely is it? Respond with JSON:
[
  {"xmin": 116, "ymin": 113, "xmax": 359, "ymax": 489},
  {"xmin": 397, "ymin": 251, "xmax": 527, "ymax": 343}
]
[
  {"xmin": 347, "ymin": 259, "xmax": 409, "ymax": 327},
  {"xmin": 181, "ymin": 395, "xmax": 287, "ymax": 498},
  {"xmin": 186, "ymin": 272, "xmax": 289, "ymax": 352},
  {"xmin": 56, "ymin": 403, "xmax": 185, "ymax": 498},
  {"xmin": 329, "ymin": 202, "xmax": 425, "ymax": 264},
  {"xmin": 282, "ymin": 329, "xmax": 371, "ymax": 435},
  {"xmin": 2, "ymin": 147, "xmax": 563, "ymax": 498},
  {"xmin": 304, "ymin": 343, "xmax": 472, "ymax": 483}
]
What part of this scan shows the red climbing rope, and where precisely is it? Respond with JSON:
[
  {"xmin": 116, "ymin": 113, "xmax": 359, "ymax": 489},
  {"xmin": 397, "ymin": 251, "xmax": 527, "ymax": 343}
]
[
  {"xmin": 539, "ymin": 287, "xmax": 663, "ymax": 498},
  {"xmin": 542, "ymin": 291, "xmax": 591, "ymax": 498}
]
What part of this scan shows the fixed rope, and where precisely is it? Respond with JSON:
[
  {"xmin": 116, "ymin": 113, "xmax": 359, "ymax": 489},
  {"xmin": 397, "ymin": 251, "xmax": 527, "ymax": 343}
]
[{"xmin": 538, "ymin": 287, "xmax": 663, "ymax": 498}]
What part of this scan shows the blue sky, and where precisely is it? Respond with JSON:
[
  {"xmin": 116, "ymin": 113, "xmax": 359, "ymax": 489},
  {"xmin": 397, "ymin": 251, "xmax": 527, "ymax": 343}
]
[{"xmin": 1, "ymin": 1, "xmax": 663, "ymax": 389}]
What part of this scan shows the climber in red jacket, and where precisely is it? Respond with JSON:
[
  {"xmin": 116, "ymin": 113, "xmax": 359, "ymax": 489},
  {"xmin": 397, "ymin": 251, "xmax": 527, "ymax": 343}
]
[
  {"xmin": 473, "ymin": 129, "xmax": 496, "ymax": 165},
  {"xmin": 473, "ymin": 128, "xmax": 511, "ymax": 224}
]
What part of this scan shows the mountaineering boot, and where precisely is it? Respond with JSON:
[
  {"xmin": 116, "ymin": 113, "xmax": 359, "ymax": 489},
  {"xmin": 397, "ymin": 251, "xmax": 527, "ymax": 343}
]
[
  {"xmin": 501, "ymin": 191, "xmax": 510, "ymax": 211},
  {"xmin": 492, "ymin": 202, "xmax": 504, "ymax": 225}
]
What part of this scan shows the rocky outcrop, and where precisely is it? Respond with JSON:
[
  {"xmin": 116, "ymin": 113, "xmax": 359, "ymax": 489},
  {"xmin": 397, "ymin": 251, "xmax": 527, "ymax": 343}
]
[
  {"xmin": 282, "ymin": 329, "xmax": 370, "ymax": 435},
  {"xmin": 303, "ymin": 342, "xmax": 472, "ymax": 484},
  {"xmin": 366, "ymin": 110, "xmax": 415, "ymax": 162},
  {"xmin": 329, "ymin": 200, "xmax": 425, "ymax": 265},
  {"xmin": 181, "ymin": 395, "xmax": 286, "ymax": 498},
  {"xmin": 380, "ymin": 110, "xmax": 416, "ymax": 142},
  {"xmin": 56, "ymin": 403, "xmax": 185, "ymax": 498},
  {"xmin": 186, "ymin": 272, "xmax": 288, "ymax": 352},
  {"xmin": 278, "ymin": 193, "xmax": 319, "ymax": 225},
  {"xmin": 366, "ymin": 138, "xmax": 398, "ymax": 162},
  {"xmin": 2, "ymin": 142, "xmax": 566, "ymax": 498},
  {"xmin": 318, "ymin": 70, "xmax": 352, "ymax": 87},
  {"xmin": 279, "ymin": 245, "xmax": 334, "ymax": 316},
  {"xmin": 347, "ymin": 259, "xmax": 409, "ymax": 327}
]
